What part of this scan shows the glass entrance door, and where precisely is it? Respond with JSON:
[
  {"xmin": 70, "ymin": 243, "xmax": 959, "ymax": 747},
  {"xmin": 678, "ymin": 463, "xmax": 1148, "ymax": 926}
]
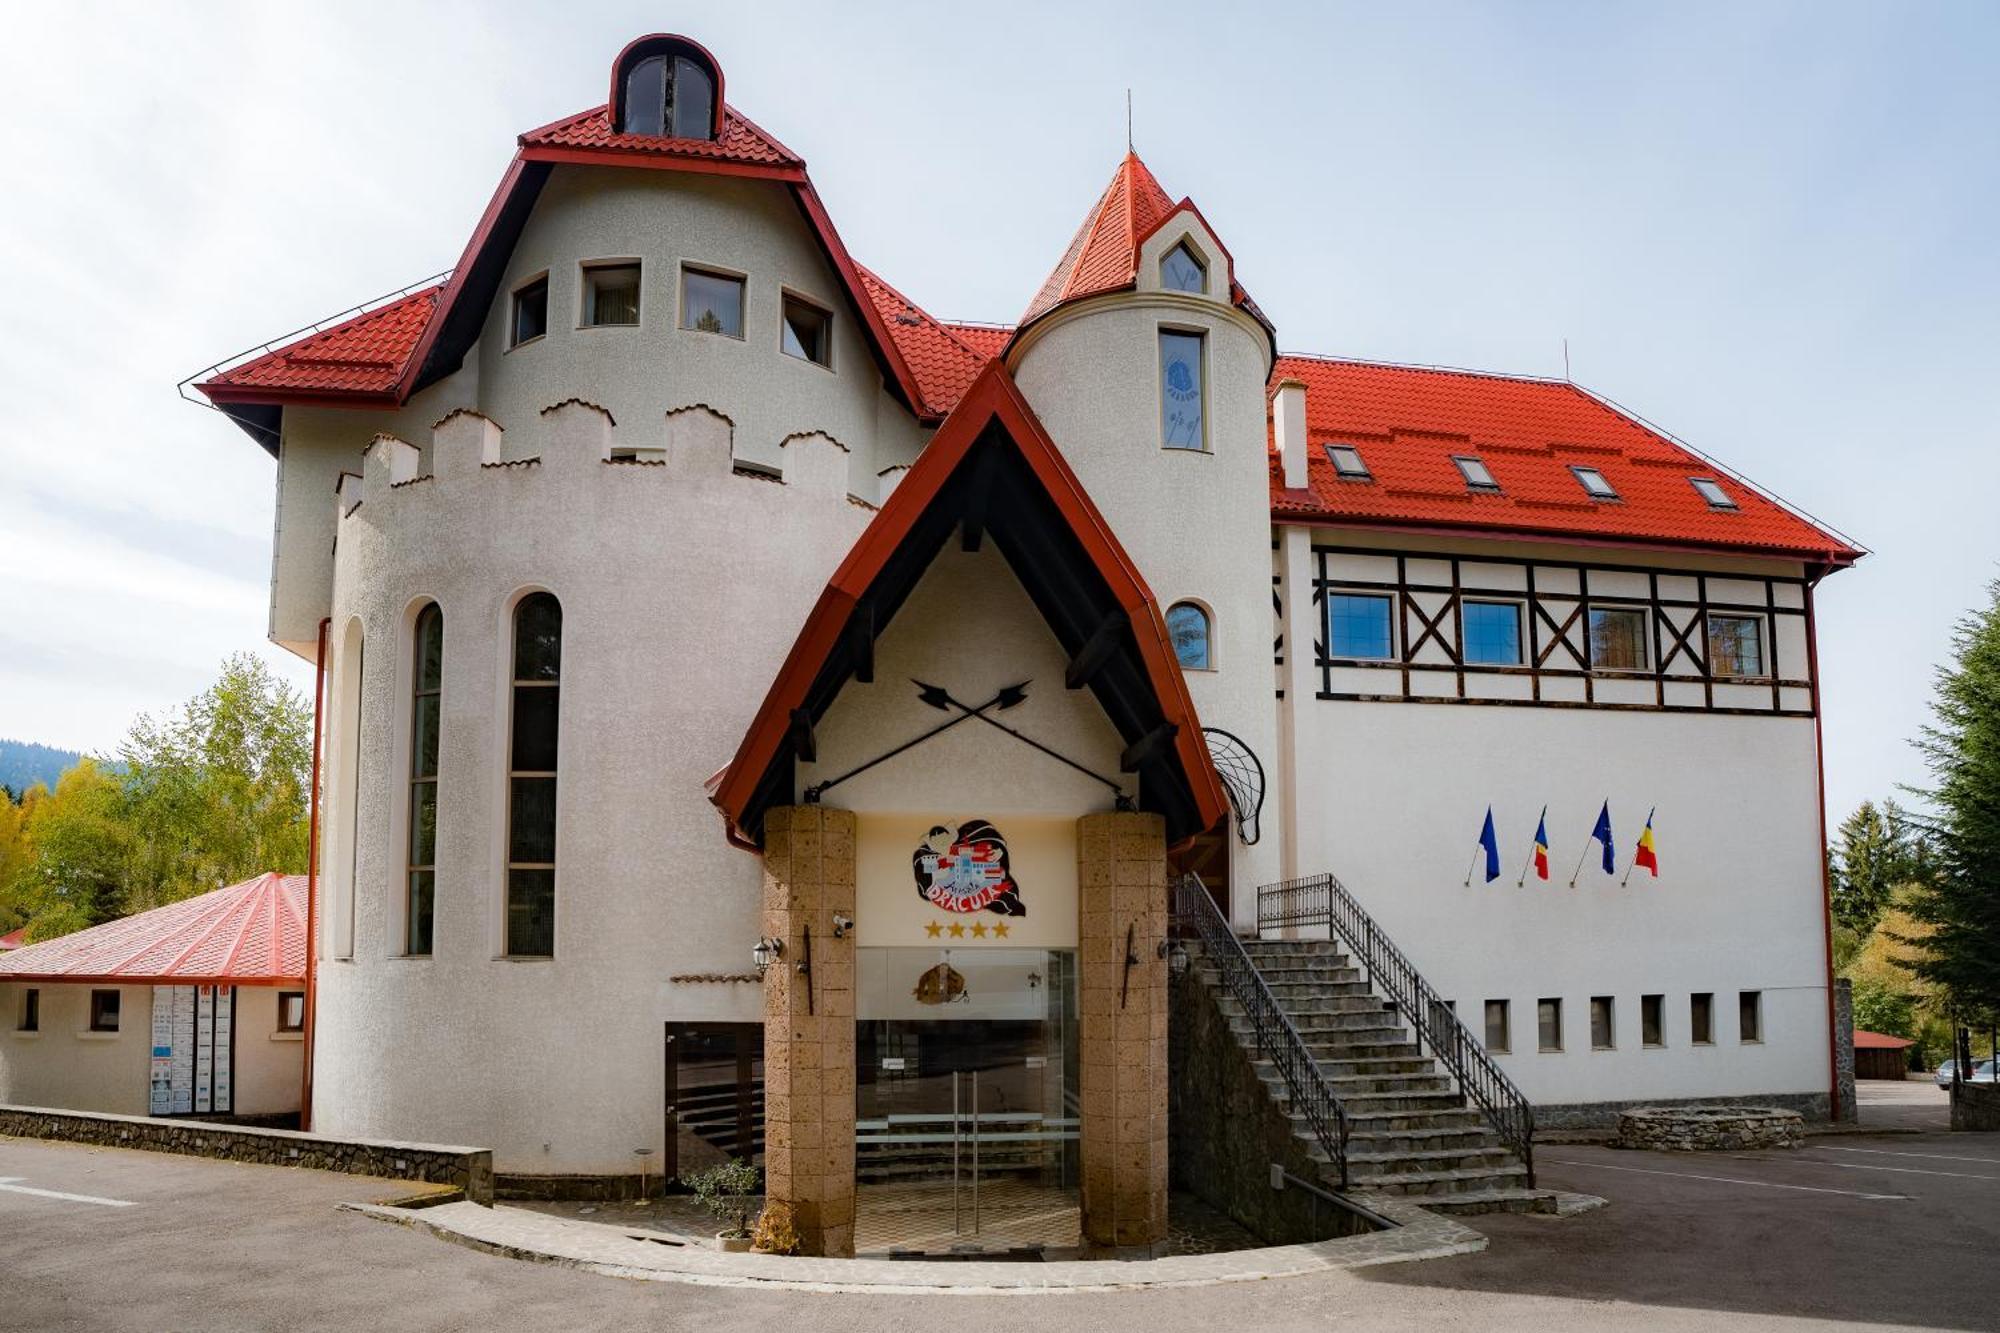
[{"xmin": 855, "ymin": 948, "xmax": 1078, "ymax": 1254}]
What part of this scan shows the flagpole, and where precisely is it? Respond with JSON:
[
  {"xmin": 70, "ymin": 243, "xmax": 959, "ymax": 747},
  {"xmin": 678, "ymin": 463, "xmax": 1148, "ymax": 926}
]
[
  {"xmin": 1462, "ymin": 846, "xmax": 1481, "ymax": 889},
  {"xmin": 1619, "ymin": 806, "xmax": 1654, "ymax": 888},
  {"xmin": 1566, "ymin": 838, "xmax": 1591, "ymax": 889},
  {"xmin": 1515, "ymin": 804, "xmax": 1546, "ymax": 888}
]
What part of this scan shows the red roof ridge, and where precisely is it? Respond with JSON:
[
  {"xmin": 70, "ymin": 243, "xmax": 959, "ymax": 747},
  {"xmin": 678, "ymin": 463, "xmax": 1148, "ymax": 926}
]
[{"xmin": 1275, "ymin": 349, "xmax": 1571, "ymax": 389}]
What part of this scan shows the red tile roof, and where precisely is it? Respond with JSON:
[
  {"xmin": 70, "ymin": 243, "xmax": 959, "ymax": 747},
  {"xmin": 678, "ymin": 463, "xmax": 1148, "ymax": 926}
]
[
  {"xmin": 0, "ymin": 926, "xmax": 25, "ymax": 952},
  {"xmin": 204, "ymin": 285, "xmax": 442, "ymax": 400},
  {"xmin": 1853, "ymin": 1029, "xmax": 1915, "ymax": 1050},
  {"xmin": 1022, "ymin": 153, "xmax": 1179, "ymax": 326},
  {"xmin": 857, "ymin": 266, "xmax": 990, "ymax": 420},
  {"xmin": 519, "ymin": 102, "xmax": 803, "ymax": 172},
  {"xmin": 943, "ymin": 323, "xmax": 1014, "ymax": 361},
  {"xmin": 1270, "ymin": 356, "xmax": 1861, "ymax": 565},
  {"xmin": 0, "ymin": 873, "xmax": 306, "ymax": 985}
]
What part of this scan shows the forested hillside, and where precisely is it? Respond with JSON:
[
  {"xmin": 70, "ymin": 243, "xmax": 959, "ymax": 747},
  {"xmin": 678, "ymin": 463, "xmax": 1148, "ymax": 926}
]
[{"xmin": 0, "ymin": 738, "xmax": 82, "ymax": 797}]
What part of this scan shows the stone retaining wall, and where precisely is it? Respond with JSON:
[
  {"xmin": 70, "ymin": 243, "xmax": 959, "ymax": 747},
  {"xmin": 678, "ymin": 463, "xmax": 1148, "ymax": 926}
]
[
  {"xmin": 1535, "ymin": 1089, "xmax": 1829, "ymax": 1129},
  {"xmin": 0, "ymin": 1104, "xmax": 493, "ymax": 1203},
  {"xmin": 1615, "ymin": 1105, "xmax": 1803, "ymax": 1152},
  {"xmin": 1952, "ymin": 1078, "xmax": 2000, "ymax": 1133}
]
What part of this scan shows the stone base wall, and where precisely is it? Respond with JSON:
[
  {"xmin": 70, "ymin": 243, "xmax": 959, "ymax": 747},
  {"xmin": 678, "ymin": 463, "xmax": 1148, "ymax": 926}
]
[
  {"xmin": 1833, "ymin": 978, "xmax": 1858, "ymax": 1123},
  {"xmin": 1077, "ymin": 812, "xmax": 1170, "ymax": 1251},
  {"xmin": 1952, "ymin": 1078, "xmax": 2000, "ymax": 1132},
  {"xmin": 1168, "ymin": 961, "xmax": 1376, "ymax": 1245},
  {"xmin": 1615, "ymin": 1106, "xmax": 1804, "ymax": 1151},
  {"xmin": 1534, "ymin": 1089, "xmax": 1830, "ymax": 1130},
  {"xmin": 0, "ymin": 1104, "xmax": 492, "ymax": 1202},
  {"xmin": 759, "ymin": 805, "xmax": 858, "ymax": 1258}
]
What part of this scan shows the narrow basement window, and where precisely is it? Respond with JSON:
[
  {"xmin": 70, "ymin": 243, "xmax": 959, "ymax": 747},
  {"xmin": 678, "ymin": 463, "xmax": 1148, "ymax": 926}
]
[
  {"xmin": 1483, "ymin": 999, "xmax": 1510, "ymax": 1053},
  {"xmin": 1590, "ymin": 996, "xmax": 1615, "ymax": 1050},
  {"xmin": 1690, "ymin": 476, "xmax": 1738, "ymax": 510},
  {"xmin": 1739, "ymin": 990, "xmax": 1763, "ymax": 1043},
  {"xmin": 1326, "ymin": 444, "xmax": 1371, "ymax": 480},
  {"xmin": 1571, "ymin": 465, "xmax": 1619, "ymax": 500},
  {"xmin": 1642, "ymin": 994, "xmax": 1665, "ymax": 1047},
  {"xmin": 1453, "ymin": 455, "xmax": 1500, "ymax": 492},
  {"xmin": 1537, "ymin": 997, "xmax": 1563, "ymax": 1052},
  {"xmin": 19, "ymin": 988, "xmax": 38, "ymax": 1032},
  {"xmin": 781, "ymin": 295, "xmax": 832, "ymax": 366},
  {"xmin": 1691, "ymin": 992, "xmax": 1715, "ymax": 1045}
]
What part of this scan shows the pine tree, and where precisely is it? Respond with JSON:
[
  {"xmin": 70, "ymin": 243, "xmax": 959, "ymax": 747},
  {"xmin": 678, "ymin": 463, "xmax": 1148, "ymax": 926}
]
[
  {"xmin": 1832, "ymin": 799, "xmax": 1923, "ymax": 935},
  {"xmin": 1903, "ymin": 580, "xmax": 2000, "ymax": 1024}
]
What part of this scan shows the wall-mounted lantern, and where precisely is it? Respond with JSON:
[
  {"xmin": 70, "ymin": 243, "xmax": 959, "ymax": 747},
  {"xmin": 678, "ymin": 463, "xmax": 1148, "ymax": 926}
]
[{"xmin": 752, "ymin": 936, "xmax": 784, "ymax": 974}]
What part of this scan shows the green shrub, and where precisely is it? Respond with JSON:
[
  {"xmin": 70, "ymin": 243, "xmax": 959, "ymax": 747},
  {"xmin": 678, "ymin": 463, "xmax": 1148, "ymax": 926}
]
[{"xmin": 685, "ymin": 1158, "xmax": 761, "ymax": 1238}]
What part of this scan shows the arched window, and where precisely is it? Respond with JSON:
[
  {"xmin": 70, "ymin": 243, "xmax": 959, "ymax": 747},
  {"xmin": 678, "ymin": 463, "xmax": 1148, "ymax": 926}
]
[
  {"xmin": 616, "ymin": 43, "xmax": 717, "ymax": 140},
  {"xmin": 1161, "ymin": 241, "xmax": 1206, "ymax": 294},
  {"xmin": 1167, "ymin": 601, "xmax": 1212, "ymax": 670},
  {"xmin": 506, "ymin": 594, "xmax": 561, "ymax": 957},
  {"xmin": 407, "ymin": 603, "xmax": 443, "ymax": 957}
]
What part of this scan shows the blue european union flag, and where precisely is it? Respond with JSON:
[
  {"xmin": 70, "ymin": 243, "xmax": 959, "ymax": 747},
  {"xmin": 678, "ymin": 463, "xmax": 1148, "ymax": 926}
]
[
  {"xmin": 1590, "ymin": 801, "xmax": 1615, "ymax": 874},
  {"xmin": 1478, "ymin": 807, "xmax": 1501, "ymax": 883}
]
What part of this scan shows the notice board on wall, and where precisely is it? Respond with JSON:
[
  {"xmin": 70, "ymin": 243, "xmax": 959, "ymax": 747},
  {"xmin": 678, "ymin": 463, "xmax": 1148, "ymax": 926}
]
[{"xmin": 147, "ymin": 985, "xmax": 236, "ymax": 1117}]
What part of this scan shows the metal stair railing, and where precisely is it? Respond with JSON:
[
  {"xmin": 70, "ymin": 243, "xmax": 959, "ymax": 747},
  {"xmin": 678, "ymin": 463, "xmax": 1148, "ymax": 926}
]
[
  {"xmin": 1173, "ymin": 873, "xmax": 1353, "ymax": 1188},
  {"xmin": 1259, "ymin": 872, "xmax": 1536, "ymax": 1187}
]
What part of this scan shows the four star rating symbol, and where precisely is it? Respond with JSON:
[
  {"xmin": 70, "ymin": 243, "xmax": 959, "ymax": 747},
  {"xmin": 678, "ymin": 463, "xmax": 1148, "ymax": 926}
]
[{"xmin": 922, "ymin": 919, "xmax": 1011, "ymax": 940}]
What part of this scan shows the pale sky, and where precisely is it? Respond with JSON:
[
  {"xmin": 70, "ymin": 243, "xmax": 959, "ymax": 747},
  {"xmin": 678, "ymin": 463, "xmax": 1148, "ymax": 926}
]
[{"xmin": 2, "ymin": 2, "xmax": 1994, "ymax": 826}]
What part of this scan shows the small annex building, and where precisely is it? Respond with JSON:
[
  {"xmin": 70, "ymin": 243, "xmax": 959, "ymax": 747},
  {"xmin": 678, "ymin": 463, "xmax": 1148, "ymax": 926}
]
[
  {"xmin": 0, "ymin": 873, "xmax": 307, "ymax": 1123},
  {"xmin": 1852, "ymin": 1029, "xmax": 1916, "ymax": 1081}
]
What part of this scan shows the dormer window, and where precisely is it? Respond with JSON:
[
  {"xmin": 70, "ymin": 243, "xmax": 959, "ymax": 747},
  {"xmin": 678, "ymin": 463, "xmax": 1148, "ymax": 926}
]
[
  {"xmin": 1326, "ymin": 444, "xmax": 1371, "ymax": 481},
  {"xmin": 1690, "ymin": 476, "xmax": 1738, "ymax": 510},
  {"xmin": 1570, "ymin": 465, "xmax": 1618, "ymax": 500},
  {"xmin": 614, "ymin": 37, "xmax": 719, "ymax": 140},
  {"xmin": 1453, "ymin": 455, "xmax": 1500, "ymax": 492},
  {"xmin": 1161, "ymin": 241, "xmax": 1206, "ymax": 294}
]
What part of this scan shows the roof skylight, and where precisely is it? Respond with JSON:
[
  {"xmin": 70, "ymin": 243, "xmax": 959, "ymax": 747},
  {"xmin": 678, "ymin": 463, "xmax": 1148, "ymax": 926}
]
[
  {"xmin": 1571, "ymin": 465, "xmax": 1619, "ymax": 500},
  {"xmin": 1326, "ymin": 444, "xmax": 1371, "ymax": 480},
  {"xmin": 1690, "ymin": 477, "xmax": 1738, "ymax": 510},
  {"xmin": 1453, "ymin": 455, "xmax": 1500, "ymax": 492}
]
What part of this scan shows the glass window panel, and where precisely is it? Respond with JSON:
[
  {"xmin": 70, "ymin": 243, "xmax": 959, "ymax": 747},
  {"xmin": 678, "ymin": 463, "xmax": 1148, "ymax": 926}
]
[
  {"xmin": 1166, "ymin": 603, "xmax": 1210, "ymax": 669},
  {"xmin": 681, "ymin": 268, "xmax": 744, "ymax": 337},
  {"xmin": 1691, "ymin": 992, "xmax": 1714, "ymax": 1044},
  {"xmin": 1709, "ymin": 614, "xmax": 1765, "ymax": 677},
  {"xmin": 1159, "ymin": 330, "xmax": 1204, "ymax": 449},
  {"xmin": 1642, "ymin": 994, "xmax": 1664, "ymax": 1047},
  {"xmin": 91, "ymin": 990, "xmax": 120, "ymax": 1031},
  {"xmin": 1572, "ymin": 466, "xmax": 1617, "ymax": 499},
  {"xmin": 670, "ymin": 55, "xmax": 714, "ymax": 140},
  {"xmin": 407, "ymin": 871, "xmax": 434, "ymax": 956},
  {"xmin": 1327, "ymin": 445, "xmax": 1369, "ymax": 479},
  {"xmin": 1462, "ymin": 601, "xmax": 1523, "ymax": 665},
  {"xmin": 511, "ymin": 278, "xmax": 547, "ymax": 346},
  {"xmin": 781, "ymin": 297, "xmax": 830, "ymax": 365},
  {"xmin": 409, "ymin": 781, "xmax": 437, "ymax": 866},
  {"xmin": 1537, "ymin": 998, "xmax": 1562, "ymax": 1051},
  {"xmin": 1329, "ymin": 593, "xmax": 1393, "ymax": 660},
  {"xmin": 1484, "ymin": 999, "xmax": 1509, "ymax": 1052},
  {"xmin": 508, "ymin": 870, "xmax": 557, "ymax": 957},
  {"xmin": 1691, "ymin": 477, "xmax": 1737, "ymax": 509},
  {"xmin": 509, "ymin": 778, "xmax": 558, "ymax": 863},
  {"xmin": 510, "ymin": 688, "xmax": 559, "ymax": 773},
  {"xmin": 620, "ymin": 55, "xmax": 666, "ymax": 134},
  {"xmin": 1160, "ymin": 242, "xmax": 1205, "ymax": 293},
  {"xmin": 513, "ymin": 594, "xmax": 562, "ymax": 681},
  {"xmin": 1454, "ymin": 456, "xmax": 1499, "ymax": 490},
  {"xmin": 1590, "ymin": 996, "xmax": 1615, "ymax": 1049},
  {"xmin": 1588, "ymin": 607, "xmax": 1648, "ymax": 670},
  {"xmin": 584, "ymin": 264, "xmax": 641, "ymax": 326},
  {"xmin": 412, "ymin": 694, "xmax": 441, "ymax": 779},
  {"xmin": 415, "ymin": 605, "xmax": 443, "ymax": 690}
]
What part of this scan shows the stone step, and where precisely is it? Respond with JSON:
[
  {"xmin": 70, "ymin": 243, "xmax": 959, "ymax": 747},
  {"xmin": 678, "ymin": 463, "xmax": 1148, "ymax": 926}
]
[
  {"xmin": 1317, "ymin": 1106, "xmax": 1488, "ymax": 1134},
  {"xmin": 1346, "ymin": 1146, "xmax": 1517, "ymax": 1178},
  {"xmin": 1253, "ymin": 1065, "xmax": 1451, "ymax": 1097},
  {"xmin": 1239, "ymin": 940, "xmax": 1346, "ymax": 956},
  {"xmin": 1199, "ymin": 968, "xmax": 1368, "ymax": 993},
  {"xmin": 1232, "ymin": 953, "xmax": 1353, "ymax": 973},
  {"xmin": 1218, "ymin": 993, "xmax": 1385, "ymax": 1019},
  {"xmin": 1251, "ymin": 1008, "xmax": 1405, "ymax": 1034},
  {"xmin": 1392, "ymin": 1188, "xmax": 1561, "ymax": 1217},
  {"xmin": 1342, "ymin": 1163, "xmax": 1531, "ymax": 1197},
  {"xmin": 1346, "ymin": 1124, "xmax": 1501, "ymax": 1155},
  {"xmin": 1314, "ymin": 1055, "xmax": 1439, "ymax": 1078}
]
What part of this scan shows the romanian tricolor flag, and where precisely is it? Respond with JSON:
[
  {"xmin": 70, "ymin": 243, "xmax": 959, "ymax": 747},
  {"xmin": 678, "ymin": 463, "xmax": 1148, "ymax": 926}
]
[
  {"xmin": 1633, "ymin": 808, "xmax": 1659, "ymax": 878},
  {"xmin": 1532, "ymin": 810, "xmax": 1551, "ymax": 881}
]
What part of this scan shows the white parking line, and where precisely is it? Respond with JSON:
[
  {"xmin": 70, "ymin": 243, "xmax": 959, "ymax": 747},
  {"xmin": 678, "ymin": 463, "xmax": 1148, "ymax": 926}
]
[
  {"xmin": 1811, "ymin": 1161, "xmax": 2000, "ymax": 1183},
  {"xmin": 1820, "ymin": 1145, "xmax": 2000, "ymax": 1166},
  {"xmin": 1541, "ymin": 1158, "xmax": 1907, "ymax": 1200},
  {"xmin": 0, "ymin": 1177, "xmax": 138, "ymax": 1207}
]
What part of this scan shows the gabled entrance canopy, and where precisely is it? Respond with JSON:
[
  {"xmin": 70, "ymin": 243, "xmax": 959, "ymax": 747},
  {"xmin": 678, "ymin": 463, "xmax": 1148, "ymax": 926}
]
[{"xmin": 714, "ymin": 362, "xmax": 1228, "ymax": 848}]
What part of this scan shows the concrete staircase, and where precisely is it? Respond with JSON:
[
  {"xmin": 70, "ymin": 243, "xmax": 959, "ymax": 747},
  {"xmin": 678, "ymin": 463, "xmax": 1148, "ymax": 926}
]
[{"xmin": 1195, "ymin": 938, "xmax": 1558, "ymax": 1217}]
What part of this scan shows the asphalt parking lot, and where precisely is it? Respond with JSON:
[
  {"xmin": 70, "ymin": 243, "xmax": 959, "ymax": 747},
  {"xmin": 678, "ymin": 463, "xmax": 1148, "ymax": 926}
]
[{"xmin": 1, "ymin": 1088, "xmax": 1993, "ymax": 1333}]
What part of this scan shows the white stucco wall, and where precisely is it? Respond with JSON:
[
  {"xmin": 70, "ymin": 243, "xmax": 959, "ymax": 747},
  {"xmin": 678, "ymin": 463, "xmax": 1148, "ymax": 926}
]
[
  {"xmin": 1009, "ymin": 232, "xmax": 1284, "ymax": 917},
  {"xmin": 233, "ymin": 985, "xmax": 305, "ymax": 1117},
  {"xmin": 313, "ymin": 395, "xmax": 873, "ymax": 1173}
]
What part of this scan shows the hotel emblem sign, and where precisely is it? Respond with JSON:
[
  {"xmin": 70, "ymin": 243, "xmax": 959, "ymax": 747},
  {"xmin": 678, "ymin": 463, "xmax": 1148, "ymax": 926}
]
[{"xmin": 911, "ymin": 819, "xmax": 1025, "ymax": 916}]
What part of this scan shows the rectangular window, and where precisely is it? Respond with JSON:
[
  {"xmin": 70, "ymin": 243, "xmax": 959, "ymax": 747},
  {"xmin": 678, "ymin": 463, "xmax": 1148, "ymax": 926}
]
[
  {"xmin": 1159, "ymin": 329, "xmax": 1205, "ymax": 449},
  {"xmin": 1537, "ymin": 997, "xmax": 1562, "ymax": 1052},
  {"xmin": 1328, "ymin": 593, "xmax": 1394, "ymax": 660},
  {"xmin": 507, "ymin": 594, "xmax": 562, "ymax": 958},
  {"xmin": 1739, "ymin": 990, "xmax": 1763, "ymax": 1043},
  {"xmin": 1453, "ymin": 455, "xmax": 1500, "ymax": 492},
  {"xmin": 89, "ymin": 989, "xmax": 120, "ymax": 1033},
  {"xmin": 780, "ymin": 294, "xmax": 832, "ymax": 366},
  {"xmin": 1642, "ymin": 994, "xmax": 1664, "ymax": 1047},
  {"xmin": 1461, "ymin": 600, "xmax": 1523, "ymax": 666},
  {"xmin": 510, "ymin": 275, "xmax": 548, "ymax": 347},
  {"xmin": 1590, "ymin": 996, "xmax": 1615, "ymax": 1050},
  {"xmin": 582, "ymin": 262, "xmax": 641, "ymax": 327},
  {"xmin": 1691, "ymin": 992, "xmax": 1714, "ymax": 1045},
  {"xmin": 1483, "ymin": 999, "xmax": 1510, "ymax": 1053},
  {"xmin": 19, "ymin": 988, "xmax": 38, "ymax": 1032},
  {"xmin": 1326, "ymin": 444, "xmax": 1371, "ymax": 480},
  {"xmin": 277, "ymin": 991, "xmax": 305, "ymax": 1033},
  {"xmin": 1690, "ymin": 476, "xmax": 1738, "ymax": 510},
  {"xmin": 407, "ymin": 604, "xmax": 443, "ymax": 957},
  {"xmin": 1709, "ymin": 614, "xmax": 1766, "ymax": 678},
  {"xmin": 680, "ymin": 266, "xmax": 744, "ymax": 338},
  {"xmin": 1588, "ymin": 606, "xmax": 1649, "ymax": 671},
  {"xmin": 1571, "ymin": 465, "xmax": 1619, "ymax": 500}
]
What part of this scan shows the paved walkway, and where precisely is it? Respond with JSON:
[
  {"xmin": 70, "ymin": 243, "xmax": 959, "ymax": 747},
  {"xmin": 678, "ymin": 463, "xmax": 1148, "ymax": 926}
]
[{"xmin": 1855, "ymin": 1075, "xmax": 1952, "ymax": 1131}]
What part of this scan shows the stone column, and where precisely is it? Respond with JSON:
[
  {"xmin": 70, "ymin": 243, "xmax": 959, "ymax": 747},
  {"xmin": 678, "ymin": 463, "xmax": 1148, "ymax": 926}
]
[
  {"xmin": 1077, "ymin": 811, "xmax": 1169, "ymax": 1251},
  {"xmin": 759, "ymin": 805, "xmax": 858, "ymax": 1257},
  {"xmin": 1833, "ymin": 977, "xmax": 1857, "ymax": 1124}
]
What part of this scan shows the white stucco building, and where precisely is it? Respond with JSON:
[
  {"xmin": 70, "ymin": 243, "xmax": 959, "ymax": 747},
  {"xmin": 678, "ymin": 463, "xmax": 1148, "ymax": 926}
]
[{"xmin": 184, "ymin": 33, "xmax": 1859, "ymax": 1249}]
